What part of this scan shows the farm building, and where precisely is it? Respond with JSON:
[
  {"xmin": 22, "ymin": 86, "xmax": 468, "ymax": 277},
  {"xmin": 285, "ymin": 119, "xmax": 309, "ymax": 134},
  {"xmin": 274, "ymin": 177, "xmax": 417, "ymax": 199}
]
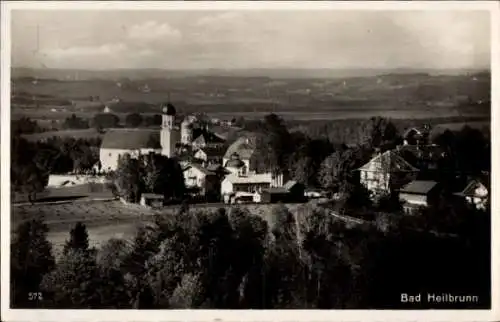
[
  {"xmin": 358, "ymin": 150, "xmax": 419, "ymax": 197},
  {"xmin": 399, "ymin": 180, "xmax": 440, "ymax": 214},
  {"xmin": 221, "ymin": 173, "xmax": 272, "ymax": 204},
  {"xmin": 255, "ymin": 180, "xmax": 306, "ymax": 203}
]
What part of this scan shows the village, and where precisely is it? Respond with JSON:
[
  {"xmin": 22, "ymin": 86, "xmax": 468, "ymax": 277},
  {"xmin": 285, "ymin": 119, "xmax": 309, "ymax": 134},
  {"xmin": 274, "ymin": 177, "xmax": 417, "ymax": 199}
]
[{"xmin": 38, "ymin": 101, "xmax": 489, "ymax": 217}]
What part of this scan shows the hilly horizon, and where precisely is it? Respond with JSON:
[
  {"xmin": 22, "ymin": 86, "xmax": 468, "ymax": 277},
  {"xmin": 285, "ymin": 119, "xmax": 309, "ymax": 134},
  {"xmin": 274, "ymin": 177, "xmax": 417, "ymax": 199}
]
[{"xmin": 11, "ymin": 67, "xmax": 489, "ymax": 81}]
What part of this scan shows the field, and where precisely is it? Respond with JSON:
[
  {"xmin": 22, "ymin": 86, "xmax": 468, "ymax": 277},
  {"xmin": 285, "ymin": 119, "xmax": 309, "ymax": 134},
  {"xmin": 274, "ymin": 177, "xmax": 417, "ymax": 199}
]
[
  {"xmin": 11, "ymin": 199, "xmax": 305, "ymax": 257},
  {"xmin": 21, "ymin": 128, "xmax": 105, "ymax": 142},
  {"xmin": 431, "ymin": 121, "xmax": 490, "ymax": 134},
  {"xmin": 11, "ymin": 70, "xmax": 490, "ymax": 124},
  {"xmin": 12, "ymin": 182, "xmax": 115, "ymax": 204}
]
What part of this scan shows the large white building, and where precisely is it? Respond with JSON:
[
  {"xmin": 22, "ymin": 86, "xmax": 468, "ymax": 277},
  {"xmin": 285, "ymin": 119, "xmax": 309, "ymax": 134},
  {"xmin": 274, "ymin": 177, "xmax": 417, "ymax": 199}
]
[
  {"xmin": 99, "ymin": 102, "xmax": 180, "ymax": 171},
  {"xmin": 357, "ymin": 150, "xmax": 419, "ymax": 197}
]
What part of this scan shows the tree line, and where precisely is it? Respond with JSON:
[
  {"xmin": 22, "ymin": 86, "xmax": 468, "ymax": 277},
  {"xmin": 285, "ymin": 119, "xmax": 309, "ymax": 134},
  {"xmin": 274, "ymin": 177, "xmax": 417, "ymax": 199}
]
[
  {"xmin": 249, "ymin": 114, "xmax": 489, "ymax": 193},
  {"xmin": 111, "ymin": 153, "xmax": 186, "ymax": 204},
  {"xmin": 11, "ymin": 136, "xmax": 102, "ymax": 202}
]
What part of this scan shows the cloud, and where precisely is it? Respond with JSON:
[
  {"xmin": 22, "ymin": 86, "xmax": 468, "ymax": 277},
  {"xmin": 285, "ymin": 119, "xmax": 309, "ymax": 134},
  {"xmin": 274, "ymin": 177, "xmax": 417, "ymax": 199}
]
[
  {"xmin": 126, "ymin": 20, "xmax": 182, "ymax": 42},
  {"xmin": 10, "ymin": 10, "xmax": 491, "ymax": 70},
  {"xmin": 41, "ymin": 43, "xmax": 127, "ymax": 58}
]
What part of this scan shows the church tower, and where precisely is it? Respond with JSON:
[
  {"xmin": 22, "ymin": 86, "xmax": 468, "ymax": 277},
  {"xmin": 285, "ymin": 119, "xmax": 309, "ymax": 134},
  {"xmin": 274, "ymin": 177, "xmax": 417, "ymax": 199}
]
[
  {"xmin": 160, "ymin": 102, "xmax": 177, "ymax": 157},
  {"xmin": 181, "ymin": 118, "xmax": 193, "ymax": 145}
]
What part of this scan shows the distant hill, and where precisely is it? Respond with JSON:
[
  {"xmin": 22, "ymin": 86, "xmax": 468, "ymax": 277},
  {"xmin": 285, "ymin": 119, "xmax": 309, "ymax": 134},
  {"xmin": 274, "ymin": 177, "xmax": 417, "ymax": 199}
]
[{"xmin": 11, "ymin": 67, "xmax": 489, "ymax": 81}]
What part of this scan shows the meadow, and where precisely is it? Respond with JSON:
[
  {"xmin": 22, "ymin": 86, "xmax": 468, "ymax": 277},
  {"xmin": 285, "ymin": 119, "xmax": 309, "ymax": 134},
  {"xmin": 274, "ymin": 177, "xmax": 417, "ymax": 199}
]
[{"xmin": 11, "ymin": 199, "xmax": 305, "ymax": 257}]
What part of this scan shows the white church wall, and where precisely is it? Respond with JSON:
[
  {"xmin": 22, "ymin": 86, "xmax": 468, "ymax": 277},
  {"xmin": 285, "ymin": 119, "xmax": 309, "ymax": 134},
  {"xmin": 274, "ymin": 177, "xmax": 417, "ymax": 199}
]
[{"xmin": 100, "ymin": 148, "xmax": 161, "ymax": 171}]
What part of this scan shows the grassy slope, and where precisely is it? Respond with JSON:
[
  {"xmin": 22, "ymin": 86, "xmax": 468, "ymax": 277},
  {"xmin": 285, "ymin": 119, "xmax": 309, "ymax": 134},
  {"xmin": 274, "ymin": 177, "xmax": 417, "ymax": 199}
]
[{"xmin": 11, "ymin": 200, "xmax": 305, "ymax": 256}]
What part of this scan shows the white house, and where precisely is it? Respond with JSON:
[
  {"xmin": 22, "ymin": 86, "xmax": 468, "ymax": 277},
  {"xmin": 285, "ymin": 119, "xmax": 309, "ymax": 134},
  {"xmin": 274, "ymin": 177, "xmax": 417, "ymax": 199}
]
[
  {"xmin": 221, "ymin": 173, "xmax": 273, "ymax": 203},
  {"xmin": 183, "ymin": 164, "xmax": 218, "ymax": 197},
  {"xmin": 358, "ymin": 150, "xmax": 419, "ymax": 197},
  {"xmin": 193, "ymin": 146, "xmax": 226, "ymax": 166}
]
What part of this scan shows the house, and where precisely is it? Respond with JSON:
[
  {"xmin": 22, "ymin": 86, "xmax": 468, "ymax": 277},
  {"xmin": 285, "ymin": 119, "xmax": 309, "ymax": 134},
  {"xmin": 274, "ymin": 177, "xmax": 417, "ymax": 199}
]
[
  {"xmin": 140, "ymin": 193, "xmax": 164, "ymax": 208},
  {"xmin": 399, "ymin": 180, "xmax": 440, "ymax": 214},
  {"xmin": 454, "ymin": 179, "xmax": 489, "ymax": 210},
  {"xmin": 357, "ymin": 150, "xmax": 419, "ymax": 197},
  {"xmin": 183, "ymin": 164, "xmax": 219, "ymax": 198},
  {"xmin": 221, "ymin": 173, "xmax": 273, "ymax": 204},
  {"xmin": 193, "ymin": 146, "xmax": 226, "ymax": 166}
]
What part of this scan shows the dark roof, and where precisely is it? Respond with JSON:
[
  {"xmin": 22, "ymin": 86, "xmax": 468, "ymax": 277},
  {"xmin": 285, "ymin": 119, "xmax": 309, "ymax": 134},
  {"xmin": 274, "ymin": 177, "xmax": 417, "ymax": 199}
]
[
  {"xmin": 101, "ymin": 129, "xmax": 161, "ymax": 150},
  {"xmin": 400, "ymin": 180, "xmax": 438, "ymax": 194},
  {"xmin": 161, "ymin": 102, "xmax": 176, "ymax": 116},
  {"xmin": 262, "ymin": 187, "xmax": 289, "ymax": 194},
  {"xmin": 457, "ymin": 179, "xmax": 488, "ymax": 197},
  {"xmin": 192, "ymin": 128, "xmax": 226, "ymax": 145},
  {"xmin": 224, "ymin": 136, "xmax": 256, "ymax": 160},
  {"xmin": 206, "ymin": 164, "xmax": 222, "ymax": 171},
  {"xmin": 225, "ymin": 159, "xmax": 245, "ymax": 168},
  {"xmin": 195, "ymin": 146, "xmax": 226, "ymax": 158},
  {"xmin": 142, "ymin": 193, "xmax": 164, "ymax": 199},
  {"xmin": 284, "ymin": 180, "xmax": 300, "ymax": 190}
]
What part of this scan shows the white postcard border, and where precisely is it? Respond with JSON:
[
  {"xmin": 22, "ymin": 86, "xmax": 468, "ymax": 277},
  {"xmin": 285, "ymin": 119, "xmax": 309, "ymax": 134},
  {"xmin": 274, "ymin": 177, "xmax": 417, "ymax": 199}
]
[{"xmin": 1, "ymin": 1, "xmax": 498, "ymax": 321}]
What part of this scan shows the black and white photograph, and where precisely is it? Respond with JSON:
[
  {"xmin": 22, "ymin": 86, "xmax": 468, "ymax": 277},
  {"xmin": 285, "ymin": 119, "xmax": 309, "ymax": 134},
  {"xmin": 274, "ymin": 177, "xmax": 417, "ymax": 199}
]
[{"xmin": 1, "ymin": 1, "xmax": 498, "ymax": 321}]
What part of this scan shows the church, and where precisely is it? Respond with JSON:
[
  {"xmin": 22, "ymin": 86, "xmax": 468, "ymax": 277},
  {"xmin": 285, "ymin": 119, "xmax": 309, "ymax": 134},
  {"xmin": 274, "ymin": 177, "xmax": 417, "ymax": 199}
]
[{"xmin": 99, "ymin": 102, "xmax": 184, "ymax": 171}]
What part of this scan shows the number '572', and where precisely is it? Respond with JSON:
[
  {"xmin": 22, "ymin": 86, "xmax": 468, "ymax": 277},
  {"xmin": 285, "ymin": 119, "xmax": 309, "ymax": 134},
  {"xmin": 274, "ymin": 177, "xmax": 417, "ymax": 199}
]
[{"xmin": 28, "ymin": 292, "xmax": 43, "ymax": 300}]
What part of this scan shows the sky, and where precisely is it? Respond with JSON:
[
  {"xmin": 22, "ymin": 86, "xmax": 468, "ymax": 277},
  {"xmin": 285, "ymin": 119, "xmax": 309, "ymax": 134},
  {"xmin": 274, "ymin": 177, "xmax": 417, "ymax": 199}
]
[{"xmin": 11, "ymin": 10, "xmax": 491, "ymax": 70}]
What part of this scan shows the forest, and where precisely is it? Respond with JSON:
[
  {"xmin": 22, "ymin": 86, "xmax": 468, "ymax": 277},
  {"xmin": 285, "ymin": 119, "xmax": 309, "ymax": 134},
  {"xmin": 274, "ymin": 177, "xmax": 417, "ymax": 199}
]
[{"xmin": 11, "ymin": 196, "xmax": 490, "ymax": 309}]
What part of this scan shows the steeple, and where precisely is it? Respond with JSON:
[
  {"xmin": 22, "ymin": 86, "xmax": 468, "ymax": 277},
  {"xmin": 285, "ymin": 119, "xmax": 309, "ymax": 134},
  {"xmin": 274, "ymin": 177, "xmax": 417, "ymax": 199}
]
[{"xmin": 161, "ymin": 102, "xmax": 176, "ymax": 129}]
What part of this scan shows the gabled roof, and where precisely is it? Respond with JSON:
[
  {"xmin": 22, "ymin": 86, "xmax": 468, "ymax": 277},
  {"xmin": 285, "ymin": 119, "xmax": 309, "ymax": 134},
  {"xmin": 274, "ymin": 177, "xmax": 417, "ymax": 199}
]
[
  {"xmin": 261, "ymin": 187, "xmax": 289, "ymax": 194},
  {"xmin": 195, "ymin": 146, "xmax": 226, "ymax": 158},
  {"xmin": 192, "ymin": 128, "xmax": 226, "ymax": 145},
  {"xmin": 358, "ymin": 150, "xmax": 419, "ymax": 173},
  {"xmin": 283, "ymin": 180, "xmax": 299, "ymax": 190},
  {"xmin": 400, "ymin": 180, "xmax": 438, "ymax": 194},
  {"xmin": 225, "ymin": 159, "xmax": 245, "ymax": 168},
  {"xmin": 457, "ymin": 179, "xmax": 488, "ymax": 197},
  {"xmin": 101, "ymin": 129, "xmax": 161, "ymax": 150}
]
